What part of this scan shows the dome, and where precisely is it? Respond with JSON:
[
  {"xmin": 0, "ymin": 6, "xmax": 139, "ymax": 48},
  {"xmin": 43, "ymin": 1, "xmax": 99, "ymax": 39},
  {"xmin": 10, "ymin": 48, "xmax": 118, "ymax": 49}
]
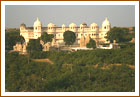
[
  {"xmin": 82, "ymin": 22, "xmax": 87, "ymax": 26},
  {"xmin": 20, "ymin": 23, "xmax": 26, "ymax": 27},
  {"xmin": 62, "ymin": 24, "xmax": 66, "ymax": 27},
  {"xmin": 34, "ymin": 17, "xmax": 42, "ymax": 27},
  {"xmin": 48, "ymin": 23, "xmax": 55, "ymax": 27},
  {"xmin": 80, "ymin": 22, "xmax": 87, "ymax": 28},
  {"xmin": 90, "ymin": 23, "xmax": 98, "ymax": 27},
  {"xmin": 102, "ymin": 18, "xmax": 110, "ymax": 26},
  {"xmin": 62, "ymin": 24, "xmax": 65, "ymax": 26},
  {"xmin": 69, "ymin": 23, "xmax": 77, "ymax": 27},
  {"xmin": 80, "ymin": 24, "xmax": 84, "ymax": 27}
]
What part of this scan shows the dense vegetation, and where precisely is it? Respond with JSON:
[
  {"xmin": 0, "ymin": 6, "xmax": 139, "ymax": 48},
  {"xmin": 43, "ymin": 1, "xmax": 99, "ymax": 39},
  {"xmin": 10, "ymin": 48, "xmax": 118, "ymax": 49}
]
[
  {"xmin": 107, "ymin": 27, "xmax": 135, "ymax": 43},
  {"xmin": 5, "ymin": 27, "xmax": 135, "ymax": 92},
  {"xmin": 5, "ymin": 45, "xmax": 135, "ymax": 92},
  {"xmin": 29, "ymin": 43, "xmax": 135, "ymax": 66}
]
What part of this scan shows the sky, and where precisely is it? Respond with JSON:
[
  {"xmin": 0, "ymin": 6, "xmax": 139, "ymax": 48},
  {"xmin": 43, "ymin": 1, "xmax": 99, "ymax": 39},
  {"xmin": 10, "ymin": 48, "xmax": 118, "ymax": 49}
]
[{"xmin": 5, "ymin": 5, "xmax": 135, "ymax": 28}]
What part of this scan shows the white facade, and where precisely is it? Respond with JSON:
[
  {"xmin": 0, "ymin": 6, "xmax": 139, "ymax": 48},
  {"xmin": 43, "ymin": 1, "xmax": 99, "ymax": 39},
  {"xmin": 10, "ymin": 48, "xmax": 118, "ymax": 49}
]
[{"xmin": 20, "ymin": 17, "xmax": 111, "ymax": 45}]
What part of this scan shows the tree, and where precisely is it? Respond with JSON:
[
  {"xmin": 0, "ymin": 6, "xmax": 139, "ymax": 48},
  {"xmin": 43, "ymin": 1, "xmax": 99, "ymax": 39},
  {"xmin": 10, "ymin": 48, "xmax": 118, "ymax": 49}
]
[
  {"xmin": 63, "ymin": 31, "xmax": 76, "ymax": 45},
  {"xmin": 26, "ymin": 39, "xmax": 42, "ymax": 53},
  {"xmin": 40, "ymin": 32, "xmax": 54, "ymax": 44},
  {"xmin": 106, "ymin": 27, "xmax": 130, "ymax": 43},
  {"xmin": 17, "ymin": 35, "xmax": 25, "ymax": 44},
  {"xmin": 86, "ymin": 39, "xmax": 96, "ymax": 49},
  {"xmin": 5, "ymin": 31, "xmax": 25, "ymax": 50},
  {"xmin": 132, "ymin": 27, "xmax": 135, "ymax": 32}
]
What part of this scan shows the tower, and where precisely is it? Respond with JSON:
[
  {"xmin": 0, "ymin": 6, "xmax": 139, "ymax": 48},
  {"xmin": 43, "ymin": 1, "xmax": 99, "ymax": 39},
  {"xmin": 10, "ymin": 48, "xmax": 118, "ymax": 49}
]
[
  {"xmin": 102, "ymin": 18, "xmax": 111, "ymax": 31},
  {"xmin": 101, "ymin": 18, "xmax": 111, "ymax": 43},
  {"xmin": 33, "ymin": 17, "xmax": 42, "ymax": 33},
  {"xmin": 62, "ymin": 24, "xmax": 66, "ymax": 32},
  {"xmin": 33, "ymin": 17, "xmax": 42, "ymax": 38}
]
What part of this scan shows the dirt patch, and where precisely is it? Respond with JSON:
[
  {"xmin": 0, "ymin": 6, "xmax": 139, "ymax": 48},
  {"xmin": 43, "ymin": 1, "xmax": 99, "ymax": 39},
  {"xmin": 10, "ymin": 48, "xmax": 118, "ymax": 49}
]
[
  {"xmin": 32, "ymin": 59, "xmax": 54, "ymax": 64},
  {"xmin": 127, "ymin": 65, "xmax": 135, "ymax": 69},
  {"xmin": 101, "ymin": 64, "xmax": 135, "ymax": 70},
  {"xmin": 101, "ymin": 64, "xmax": 122, "ymax": 70}
]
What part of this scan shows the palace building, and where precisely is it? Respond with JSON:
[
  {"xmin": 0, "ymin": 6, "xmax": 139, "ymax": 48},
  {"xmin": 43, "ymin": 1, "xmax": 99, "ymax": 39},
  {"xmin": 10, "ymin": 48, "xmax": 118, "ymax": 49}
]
[{"xmin": 20, "ymin": 17, "xmax": 111, "ymax": 46}]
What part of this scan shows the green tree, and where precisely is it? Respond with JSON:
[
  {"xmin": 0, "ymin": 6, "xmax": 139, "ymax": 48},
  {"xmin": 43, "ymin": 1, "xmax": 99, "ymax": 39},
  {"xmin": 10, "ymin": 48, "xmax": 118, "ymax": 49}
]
[
  {"xmin": 5, "ymin": 31, "xmax": 25, "ymax": 50},
  {"xmin": 106, "ymin": 27, "xmax": 129, "ymax": 43},
  {"xmin": 86, "ymin": 39, "xmax": 96, "ymax": 49},
  {"xmin": 132, "ymin": 27, "xmax": 135, "ymax": 32},
  {"xmin": 63, "ymin": 31, "xmax": 76, "ymax": 45},
  {"xmin": 17, "ymin": 35, "xmax": 25, "ymax": 44},
  {"xmin": 26, "ymin": 39, "xmax": 42, "ymax": 53},
  {"xmin": 40, "ymin": 32, "xmax": 54, "ymax": 43}
]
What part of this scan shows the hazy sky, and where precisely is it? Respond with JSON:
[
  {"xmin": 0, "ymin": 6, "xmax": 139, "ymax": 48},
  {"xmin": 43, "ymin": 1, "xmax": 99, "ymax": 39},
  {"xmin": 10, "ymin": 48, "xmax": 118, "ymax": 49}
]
[{"xmin": 5, "ymin": 5, "xmax": 135, "ymax": 28}]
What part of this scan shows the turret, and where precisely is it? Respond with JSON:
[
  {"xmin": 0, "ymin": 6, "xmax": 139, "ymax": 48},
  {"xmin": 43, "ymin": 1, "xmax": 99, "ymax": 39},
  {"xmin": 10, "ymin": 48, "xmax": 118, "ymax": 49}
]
[
  {"xmin": 69, "ymin": 23, "xmax": 77, "ymax": 32},
  {"xmin": 20, "ymin": 22, "xmax": 26, "ymax": 31},
  {"xmin": 90, "ymin": 23, "xmax": 98, "ymax": 31},
  {"xmin": 80, "ymin": 22, "xmax": 87, "ymax": 32},
  {"xmin": 62, "ymin": 24, "xmax": 66, "ymax": 32},
  {"xmin": 48, "ymin": 23, "xmax": 56, "ymax": 33}
]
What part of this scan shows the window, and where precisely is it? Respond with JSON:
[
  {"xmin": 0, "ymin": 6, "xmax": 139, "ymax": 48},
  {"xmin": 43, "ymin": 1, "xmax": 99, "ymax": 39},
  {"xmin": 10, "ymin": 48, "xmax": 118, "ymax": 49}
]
[
  {"xmin": 104, "ymin": 26, "xmax": 106, "ymax": 29},
  {"xmin": 36, "ymin": 27, "xmax": 37, "ymax": 30}
]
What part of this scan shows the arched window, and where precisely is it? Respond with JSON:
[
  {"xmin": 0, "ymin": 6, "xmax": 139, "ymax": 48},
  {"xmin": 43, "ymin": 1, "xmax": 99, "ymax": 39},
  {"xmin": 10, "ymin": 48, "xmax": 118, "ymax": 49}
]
[{"xmin": 104, "ymin": 26, "xmax": 106, "ymax": 29}]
